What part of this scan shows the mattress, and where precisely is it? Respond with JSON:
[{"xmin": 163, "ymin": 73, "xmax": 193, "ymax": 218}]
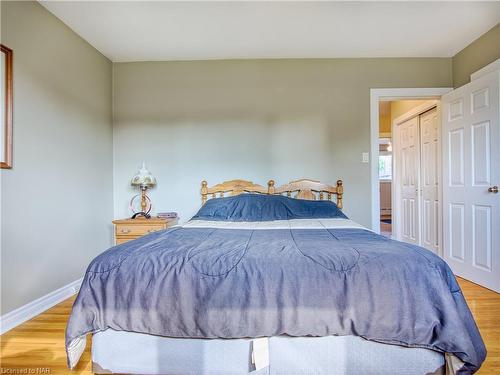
[
  {"xmin": 67, "ymin": 193, "xmax": 485, "ymax": 373},
  {"xmin": 92, "ymin": 329, "xmax": 445, "ymax": 375}
]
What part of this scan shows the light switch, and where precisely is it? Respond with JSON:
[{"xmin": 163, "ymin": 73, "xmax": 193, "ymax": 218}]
[{"xmin": 362, "ymin": 152, "xmax": 369, "ymax": 163}]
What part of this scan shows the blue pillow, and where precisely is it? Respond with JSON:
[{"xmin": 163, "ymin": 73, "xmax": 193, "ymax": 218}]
[{"xmin": 192, "ymin": 193, "xmax": 347, "ymax": 222}]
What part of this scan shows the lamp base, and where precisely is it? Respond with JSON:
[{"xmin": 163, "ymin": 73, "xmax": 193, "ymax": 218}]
[
  {"xmin": 129, "ymin": 193, "xmax": 152, "ymax": 218},
  {"xmin": 131, "ymin": 212, "xmax": 151, "ymax": 219}
]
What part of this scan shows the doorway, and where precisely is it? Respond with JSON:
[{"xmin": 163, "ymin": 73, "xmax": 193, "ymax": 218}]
[
  {"xmin": 379, "ymin": 137, "xmax": 392, "ymax": 238},
  {"xmin": 377, "ymin": 99, "xmax": 440, "ymax": 251},
  {"xmin": 378, "ymin": 101, "xmax": 393, "ymax": 237},
  {"xmin": 369, "ymin": 88, "xmax": 452, "ymax": 235},
  {"xmin": 370, "ymin": 75, "xmax": 500, "ymax": 292}
]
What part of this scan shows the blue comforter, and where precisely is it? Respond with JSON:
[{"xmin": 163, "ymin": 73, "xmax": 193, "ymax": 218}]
[
  {"xmin": 66, "ymin": 196, "xmax": 485, "ymax": 373},
  {"xmin": 66, "ymin": 227, "xmax": 485, "ymax": 372}
]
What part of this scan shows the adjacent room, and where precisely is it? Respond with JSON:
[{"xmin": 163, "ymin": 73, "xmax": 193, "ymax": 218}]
[{"xmin": 1, "ymin": 1, "xmax": 499, "ymax": 374}]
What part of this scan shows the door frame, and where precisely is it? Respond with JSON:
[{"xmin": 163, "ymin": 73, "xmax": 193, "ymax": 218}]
[
  {"xmin": 392, "ymin": 100, "xmax": 440, "ymax": 254},
  {"xmin": 369, "ymin": 88, "xmax": 452, "ymax": 234}
]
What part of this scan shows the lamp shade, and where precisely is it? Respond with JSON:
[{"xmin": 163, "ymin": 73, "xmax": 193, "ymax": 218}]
[{"xmin": 131, "ymin": 162, "xmax": 156, "ymax": 187}]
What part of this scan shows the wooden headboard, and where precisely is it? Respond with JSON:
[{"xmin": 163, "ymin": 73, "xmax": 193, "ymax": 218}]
[
  {"xmin": 201, "ymin": 179, "xmax": 269, "ymax": 205},
  {"xmin": 201, "ymin": 178, "xmax": 344, "ymax": 208},
  {"xmin": 269, "ymin": 179, "xmax": 343, "ymax": 209}
]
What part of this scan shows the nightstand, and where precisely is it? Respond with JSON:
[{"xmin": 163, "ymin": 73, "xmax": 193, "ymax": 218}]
[{"xmin": 112, "ymin": 217, "xmax": 178, "ymax": 245}]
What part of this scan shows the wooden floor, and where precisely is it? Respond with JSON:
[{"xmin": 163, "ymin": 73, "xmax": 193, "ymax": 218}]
[{"xmin": 0, "ymin": 278, "xmax": 498, "ymax": 374}]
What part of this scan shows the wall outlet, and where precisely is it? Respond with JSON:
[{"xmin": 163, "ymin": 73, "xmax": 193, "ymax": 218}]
[{"xmin": 362, "ymin": 152, "xmax": 370, "ymax": 163}]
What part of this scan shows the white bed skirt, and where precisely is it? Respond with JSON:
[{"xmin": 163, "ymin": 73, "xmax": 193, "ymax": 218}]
[{"xmin": 92, "ymin": 329, "xmax": 445, "ymax": 375}]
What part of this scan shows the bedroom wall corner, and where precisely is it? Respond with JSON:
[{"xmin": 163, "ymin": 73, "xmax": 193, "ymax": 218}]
[
  {"xmin": 0, "ymin": 1, "xmax": 114, "ymax": 315},
  {"xmin": 452, "ymin": 23, "xmax": 500, "ymax": 88}
]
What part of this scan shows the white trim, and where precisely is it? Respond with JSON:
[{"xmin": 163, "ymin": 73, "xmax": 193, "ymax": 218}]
[
  {"xmin": 0, "ymin": 277, "xmax": 83, "ymax": 334},
  {"xmin": 436, "ymin": 100, "xmax": 444, "ymax": 258},
  {"xmin": 369, "ymin": 88, "xmax": 452, "ymax": 233},
  {"xmin": 470, "ymin": 58, "xmax": 500, "ymax": 82},
  {"xmin": 391, "ymin": 116, "xmax": 400, "ymax": 242}
]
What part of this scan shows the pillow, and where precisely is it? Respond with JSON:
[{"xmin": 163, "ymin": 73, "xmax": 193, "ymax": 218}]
[{"xmin": 192, "ymin": 193, "xmax": 347, "ymax": 222}]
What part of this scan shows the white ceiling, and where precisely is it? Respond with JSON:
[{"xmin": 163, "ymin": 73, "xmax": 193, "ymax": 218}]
[{"xmin": 40, "ymin": 1, "xmax": 500, "ymax": 62}]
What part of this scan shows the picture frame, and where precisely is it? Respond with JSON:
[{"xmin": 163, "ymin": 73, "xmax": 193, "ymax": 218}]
[{"xmin": 1, "ymin": 44, "xmax": 13, "ymax": 169}]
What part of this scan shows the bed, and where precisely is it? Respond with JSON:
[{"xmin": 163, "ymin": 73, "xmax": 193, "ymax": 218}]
[{"xmin": 66, "ymin": 179, "xmax": 486, "ymax": 374}]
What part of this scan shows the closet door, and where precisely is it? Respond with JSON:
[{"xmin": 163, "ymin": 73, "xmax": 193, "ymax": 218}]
[
  {"xmin": 399, "ymin": 116, "xmax": 420, "ymax": 245},
  {"xmin": 420, "ymin": 108, "xmax": 440, "ymax": 254}
]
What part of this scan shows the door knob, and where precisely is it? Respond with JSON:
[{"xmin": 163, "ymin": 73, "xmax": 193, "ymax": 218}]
[{"xmin": 488, "ymin": 186, "xmax": 499, "ymax": 193}]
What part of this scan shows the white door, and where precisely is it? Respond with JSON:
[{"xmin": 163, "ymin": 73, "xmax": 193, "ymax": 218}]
[
  {"xmin": 442, "ymin": 70, "xmax": 500, "ymax": 292},
  {"xmin": 398, "ymin": 116, "xmax": 420, "ymax": 245},
  {"xmin": 420, "ymin": 108, "xmax": 440, "ymax": 254}
]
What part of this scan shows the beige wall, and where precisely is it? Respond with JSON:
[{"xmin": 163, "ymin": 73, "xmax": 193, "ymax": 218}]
[
  {"xmin": 379, "ymin": 100, "xmax": 429, "ymax": 137},
  {"xmin": 379, "ymin": 115, "xmax": 391, "ymax": 135},
  {"xmin": 5, "ymin": 3, "xmax": 498, "ymax": 316},
  {"xmin": 452, "ymin": 23, "xmax": 500, "ymax": 88},
  {"xmin": 0, "ymin": 1, "xmax": 114, "ymax": 314},
  {"xmin": 113, "ymin": 59, "xmax": 452, "ymax": 228},
  {"xmin": 379, "ymin": 102, "xmax": 391, "ymax": 135}
]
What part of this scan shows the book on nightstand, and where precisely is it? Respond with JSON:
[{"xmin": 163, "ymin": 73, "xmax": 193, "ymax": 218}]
[{"xmin": 157, "ymin": 212, "xmax": 178, "ymax": 219}]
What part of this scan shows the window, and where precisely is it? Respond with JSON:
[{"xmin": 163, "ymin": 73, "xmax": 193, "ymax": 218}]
[{"xmin": 379, "ymin": 154, "xmax": 392, "ymax": 180}]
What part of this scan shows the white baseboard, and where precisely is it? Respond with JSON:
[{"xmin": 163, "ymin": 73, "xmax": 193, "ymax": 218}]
[{"xmin": 0, "ymin": 277, "xmax": 83, "ymax": 335}]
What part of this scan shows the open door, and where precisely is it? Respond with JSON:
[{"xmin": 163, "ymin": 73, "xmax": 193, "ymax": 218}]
[{"xmin": 442, "ymin": 70, "xmax": 500, "ymax": 292}]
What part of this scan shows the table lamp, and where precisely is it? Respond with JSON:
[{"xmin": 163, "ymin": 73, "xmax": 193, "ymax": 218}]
[{"xmin": 130, "ymin": 162, "xmax": 157, "ymax": 219}]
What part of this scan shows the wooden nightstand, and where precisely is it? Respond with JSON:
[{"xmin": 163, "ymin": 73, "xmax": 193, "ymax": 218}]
[{"xmin": 112, "ymin": 217, "xmax": 178, "ymax": 245}]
